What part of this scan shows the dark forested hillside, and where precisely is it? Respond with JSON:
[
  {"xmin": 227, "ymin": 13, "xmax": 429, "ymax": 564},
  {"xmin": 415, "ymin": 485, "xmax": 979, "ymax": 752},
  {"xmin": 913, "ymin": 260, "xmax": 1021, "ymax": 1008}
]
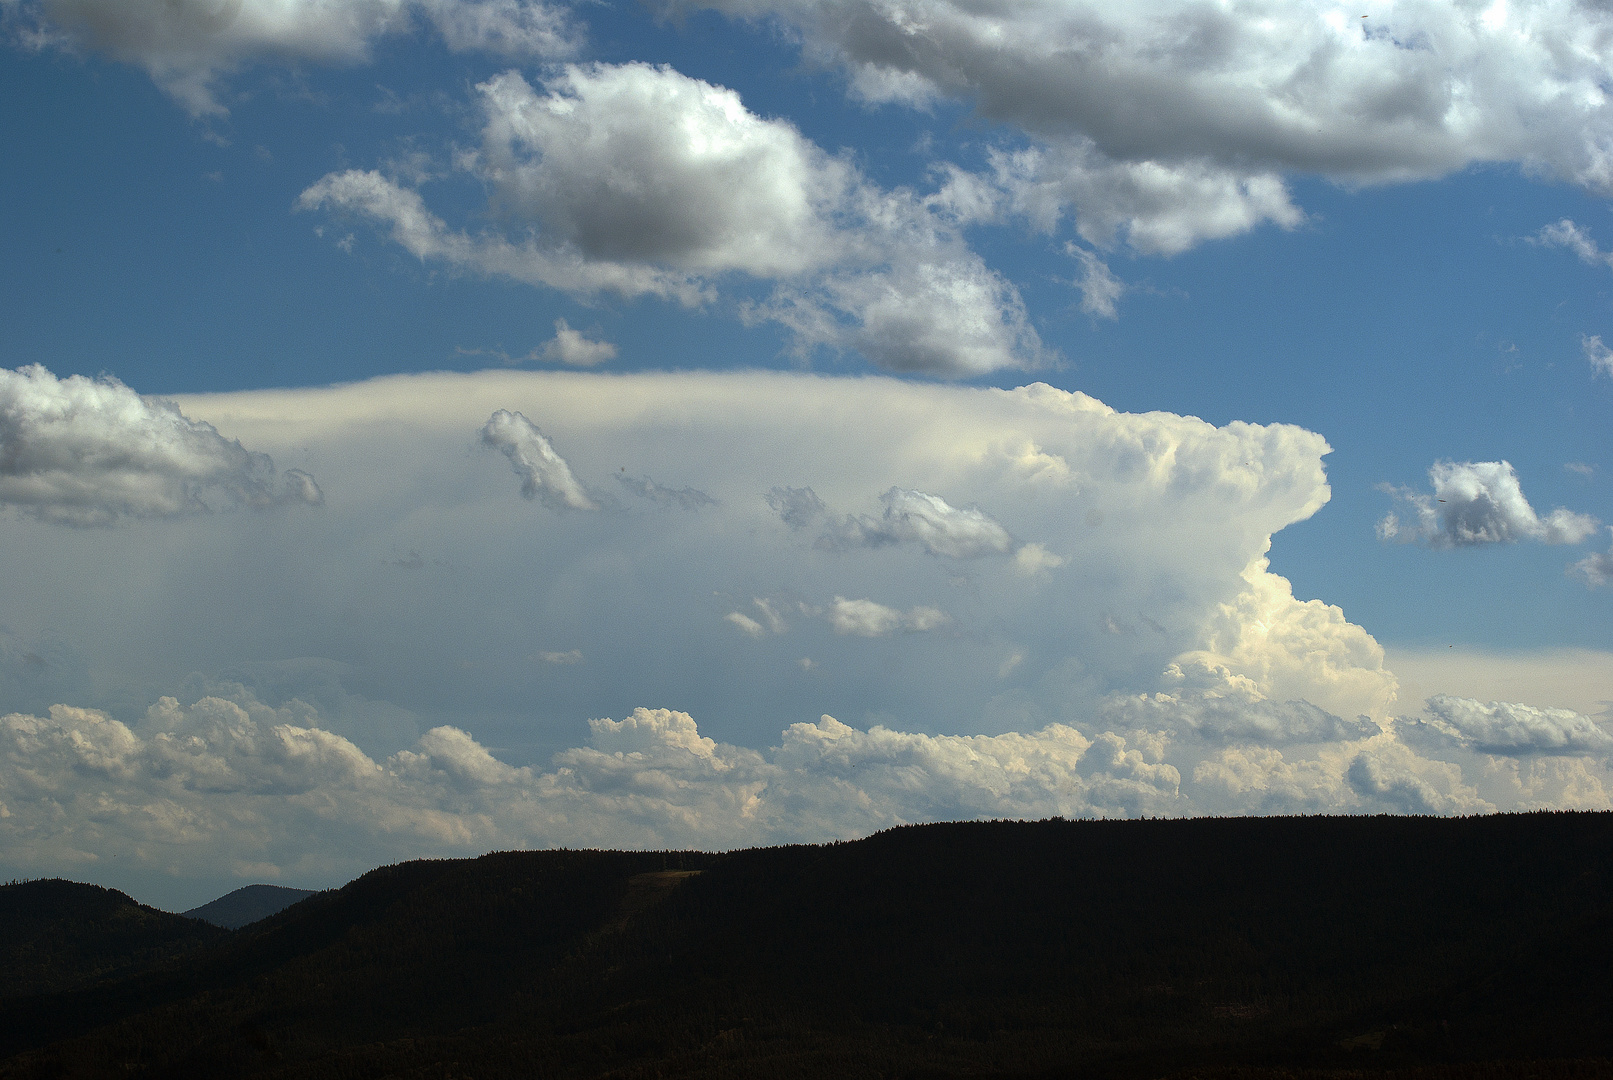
[
  {"xmin": 2, "ymin": 814, "xmax": 1611, "ymax": 1079},
  {"xmin": 0, "ymin": 879, "xmax": 224, "ymax": 1000}
]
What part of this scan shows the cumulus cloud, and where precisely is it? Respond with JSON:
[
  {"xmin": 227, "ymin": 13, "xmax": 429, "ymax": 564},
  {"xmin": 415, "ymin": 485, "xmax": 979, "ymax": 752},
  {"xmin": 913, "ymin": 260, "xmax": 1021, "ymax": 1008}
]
[
  {"xmin": 1401, "ymin": 694, "xmax": 1613, "ymax": 755},
  {"xmin": 8, "ymin": 0, "xmax": 581, "ymax": 116},
  {"xmin": 0, "ymin": 364, "xmax": 321, "ymax": 526},
  {"xmin": 1165, "ymin": 555, "xmax": 1399, "ymax": 725},
  {"xmin": 541, "ymin": 319, "xmax": 617, "ymax": 367},
  {"xmin": 1344, "ymin": 744, "xmax": 1488, "ymax": 816},
  {"xmin": 299, "ymin": 62, "xmax": 1044, "ymax": 377},
  {"xmin": 416, "ymin": 0, "xmax": 576, "ymax": 58},
  {"xmin": 1104, "ymin": 666, "xmax": 1379, "ymax": 746},
  {"xmin": 0, "ymin": 692, "xmax": 1188, "ymax": 882},
  {"xmin": 825, "ymin": 596, "xmax": 948, "ymax": 637},
  {"xmin": 676, "ymin": 0, "xmax": 1613, "ymax": 255},
  {"xmin": 1570, "ymin": 531, "xmax": 1613, "ymax": 588},
  {"xmin": 478, "ymin": 409, "xmax": 597, "ymax": 510},
  {"xmin": 537, "ymin": 649, "xmax": 582, "ymax": 665},
  {"xmin": 1377, "ymin": 461, "xmax": 1599, "ymax": 548},
  {"xmin": 23, "ymin": 679, "xmax": 1611, "ymax": 890}
]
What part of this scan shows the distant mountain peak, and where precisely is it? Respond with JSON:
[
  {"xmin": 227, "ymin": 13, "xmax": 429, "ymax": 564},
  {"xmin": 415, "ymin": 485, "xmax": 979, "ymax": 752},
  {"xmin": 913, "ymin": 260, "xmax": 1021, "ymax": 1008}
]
[{"xmin": 183, "ymin": 884, "xmax": 318, "ymax": 929}]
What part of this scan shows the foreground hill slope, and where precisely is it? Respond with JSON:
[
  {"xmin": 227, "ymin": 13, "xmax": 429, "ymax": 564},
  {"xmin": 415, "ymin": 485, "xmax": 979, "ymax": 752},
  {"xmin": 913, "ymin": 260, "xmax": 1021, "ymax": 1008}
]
[
  {"xmin": 2, "ymin": 814, "xmax": 1611, "ymax": 1079},
  {"xmin": 0, "ymin": 880, "xmax": 224, "ymax": 1000}
]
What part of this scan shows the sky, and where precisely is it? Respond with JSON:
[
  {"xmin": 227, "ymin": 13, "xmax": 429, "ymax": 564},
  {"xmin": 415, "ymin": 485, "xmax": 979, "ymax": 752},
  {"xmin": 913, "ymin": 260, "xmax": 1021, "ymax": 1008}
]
[{"xmin": 1, "ymin": 0, "xmax": 1611, "ymax": 910}]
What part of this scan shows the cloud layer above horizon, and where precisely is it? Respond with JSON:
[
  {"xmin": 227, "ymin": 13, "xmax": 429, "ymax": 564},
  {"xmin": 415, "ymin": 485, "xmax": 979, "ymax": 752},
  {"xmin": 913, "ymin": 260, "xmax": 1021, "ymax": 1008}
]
[
  {"xmin": 3, "ymin": 0, "xmax": 1613, "ymax": 910},
  {"xmin": 0, "ymin": 367, "xmax": 1607, "ymax": 901}
]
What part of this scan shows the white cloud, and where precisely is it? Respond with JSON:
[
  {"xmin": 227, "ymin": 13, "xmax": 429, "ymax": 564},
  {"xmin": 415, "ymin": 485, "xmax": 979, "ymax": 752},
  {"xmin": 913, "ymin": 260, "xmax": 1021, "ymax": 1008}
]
[
  {"xmin": 1481, "ymin": 755, "xmax": 1612, "ymax": 811},
  {"xmin": 1378, "ymin": 460, "xmax": 1599, "ymax": 548},
  {"xmin": 1565, "ymin": 462, "xmax": 1596, "ymax": 478},
  {"xmin": 416, "ymin": 0, "xmax": 577, "ymax": 58},
  {"xmin": 773, "ymin": 484, "xmax": 1036, "ymax": 562},
  {"xmin": 1583, "ymin": 334, "xmax": 1613, "ymax": 378},
  {"xmin": 541, "ymin": 319, "xmax": 617, "ymax": 367},
  {"xmin": 1011, "ymin": 542, "xmax": 1064, "ymax": 575},
  {"xmin": 153, "ymin": 368, "xmax": 1355, "ymax": 741},
  {"xmin": 478, "ymin": 408, "xmax": 597, "ymax": 510},
  {"xmin": 1344, "ymin": 744, "xmax": 1490, "ymax": 816},
  {"xmin": 300, "ymin": 63, "xmax": 1045, "ymax": 377},
  {"xmin": 679, "ymin": 0, "xmax": 1613, "ymax": 254},
  {"xmin": 0, "ymin": 364, "xmax": 322, "ymax": 526},
  {"xmin": 1104, "ymin": 673, "xmax": 1379, "ymax": 746},
  {"xmin": 0, "ymin": 692, "xmax": 1187, "ymax": 883},
  {"xmin": 826, "ymin": 596, "xmax": 948, "ymax": 636},
  {"xmin": 1570, "ymin": 530, "xmax": 1613, "ymax": 588},
  {"xmin": 1535, "ymin": 219, "xmax": 1613, "ymax": 269},
  {"xmin": 830, "ymin": 487, "xmax": 1014, "ymax": 558},
  {"xmin": 11, "ymin": 0, "xmax": 581, "ymax": 116},
  {"xmin": 10, "ymin": 367, "xmax": 1588, "ymax": 889},
  {"xmin": 1164, "ymin": 555, "xmax": 1399, "ymax": 725},
  {"xmin": 537, "ymin": 649, "xmax": 583, "ymax": 664},
  {"xmin": 1383, "ymin": 645, "xmax": 1613, "ymax": 723},
  {"xmin": 724, "ymin": 611, "xmax": 767, "ymax": 637},
  {"xmin": 1067, "ymin": 244, "xmax": 1124, "ymax": 319},
  {"xmin": 1402, "ymin": 693, "xmax": 1613, "ymax": 755}
]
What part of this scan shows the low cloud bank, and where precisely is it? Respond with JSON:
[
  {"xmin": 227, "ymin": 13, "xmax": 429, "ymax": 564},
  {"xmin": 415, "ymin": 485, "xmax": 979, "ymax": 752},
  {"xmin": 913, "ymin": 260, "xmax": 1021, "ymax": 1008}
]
[{"xmin": 4, "ymin": 683, "xmax": 1609, "ymax": 887}]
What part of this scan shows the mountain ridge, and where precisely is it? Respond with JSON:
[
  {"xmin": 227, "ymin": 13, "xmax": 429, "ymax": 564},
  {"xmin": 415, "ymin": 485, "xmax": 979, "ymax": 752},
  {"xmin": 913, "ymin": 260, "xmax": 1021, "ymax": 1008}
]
[{"xmin": 2, "ymin": 813, "xmax": 1610, "ymax": 1078}]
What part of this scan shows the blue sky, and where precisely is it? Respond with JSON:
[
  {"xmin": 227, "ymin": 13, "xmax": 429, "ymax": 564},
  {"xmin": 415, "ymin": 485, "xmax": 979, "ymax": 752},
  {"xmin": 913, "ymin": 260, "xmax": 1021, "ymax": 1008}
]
[{"xmin": 2, "ymin": 0, "xmax": 1612, "ymax": 908}]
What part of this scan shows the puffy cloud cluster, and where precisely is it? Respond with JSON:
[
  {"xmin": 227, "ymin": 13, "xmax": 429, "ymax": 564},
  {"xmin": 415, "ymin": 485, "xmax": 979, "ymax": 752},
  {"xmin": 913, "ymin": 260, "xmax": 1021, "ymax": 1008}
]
[
  {"xmin": 299, "ymin": 62, "xmax": 1044, "ymax": 377},
  {"xmin": 1404, "ymin": 694, "xmax": 1613, "ymax": 755},
  {"xmin": 680, "ymin": 0, "xmax": 1613, "ymax": 260},
  {"xmin": 0, "ymin": 364, "xmax": 321, "ymax": 526},
  {"xmin": 1377, "ymin": 460, "xmax": 1598, "ymax": 548},
  {"xmin": 1103, "ymin": 676, "xmax": 1378, "ymax": 747},
  {"xmin": 479, "ymin": 408, "xmax": 597, "ymax": 510},
  {"xmin": 9, "ymin": 679, "xmax": 1609, "ymax": 891},
  {"xmin": 8, "ymin": 0, "xmax": 580, "ymax": 115},
  {"xmin": 0, "ymin": 692, "xmax": 1184, "ymax": 882}
]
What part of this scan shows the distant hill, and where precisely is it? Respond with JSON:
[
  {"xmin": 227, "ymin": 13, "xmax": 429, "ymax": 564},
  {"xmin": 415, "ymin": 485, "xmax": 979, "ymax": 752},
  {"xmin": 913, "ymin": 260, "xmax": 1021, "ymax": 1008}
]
[
  {"xmin": 183, "ymin": 884, "xmax": 319, "ymax": 929},
  {"xmin": 2, "ymin": 815, "xmax": 1612, "ymax": 1079},
  {"xmin": 0, "ymin": 879, "xmax": 224, "ymax": 1000}
]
